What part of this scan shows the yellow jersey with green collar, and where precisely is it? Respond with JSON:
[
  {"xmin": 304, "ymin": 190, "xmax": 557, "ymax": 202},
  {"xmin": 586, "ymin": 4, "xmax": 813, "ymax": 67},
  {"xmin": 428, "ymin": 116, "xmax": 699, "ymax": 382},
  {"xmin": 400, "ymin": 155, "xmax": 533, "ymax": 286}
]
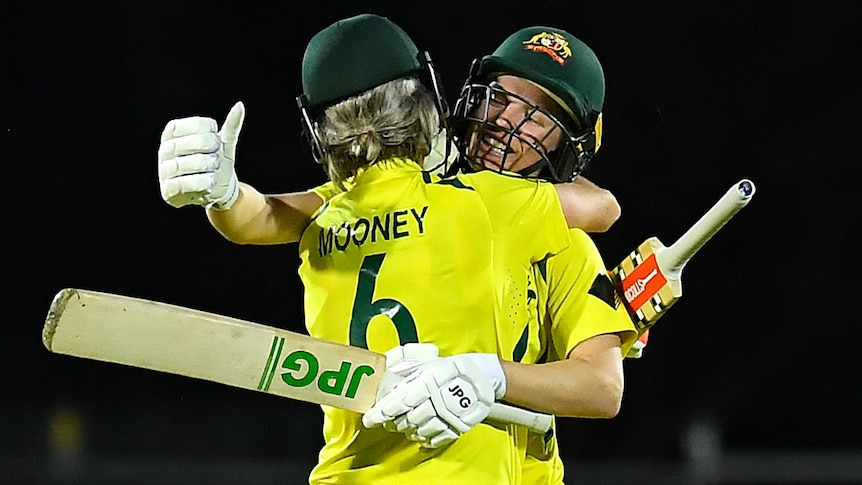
[{"xmin": 299, "ymin": 158, "xmax": 570, "ymax": 485}]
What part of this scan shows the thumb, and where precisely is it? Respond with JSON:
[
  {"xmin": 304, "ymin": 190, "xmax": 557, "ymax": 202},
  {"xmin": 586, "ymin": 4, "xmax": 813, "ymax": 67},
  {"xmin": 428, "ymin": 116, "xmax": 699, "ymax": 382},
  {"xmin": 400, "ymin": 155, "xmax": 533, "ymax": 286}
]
[{"xmin": 219, "ymin": 101, "xmax": 245, "ymax": 144}]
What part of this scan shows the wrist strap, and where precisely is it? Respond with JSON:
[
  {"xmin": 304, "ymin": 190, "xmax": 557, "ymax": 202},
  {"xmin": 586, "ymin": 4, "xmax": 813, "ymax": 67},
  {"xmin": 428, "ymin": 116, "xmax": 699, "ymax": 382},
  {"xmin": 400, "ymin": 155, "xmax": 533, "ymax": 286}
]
[
  {"xmin": 467, "ymin": 353, "xmax": 506, "ymax": 400},
  {"xmin": 208, "ymin": 173, "xmax": 239, "ymax": 211}
]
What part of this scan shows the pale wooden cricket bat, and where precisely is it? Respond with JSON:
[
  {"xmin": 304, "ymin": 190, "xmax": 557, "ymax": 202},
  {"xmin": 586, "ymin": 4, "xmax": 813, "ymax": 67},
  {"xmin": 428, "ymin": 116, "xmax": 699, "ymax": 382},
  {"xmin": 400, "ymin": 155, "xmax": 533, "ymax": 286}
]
[
  {"xmin": 42, "ymin": 288, "xmax": 552, "ymax": 433},
  {"xmin": 610, "ymin": 179, "xmax": 755, "ymax": 333}
]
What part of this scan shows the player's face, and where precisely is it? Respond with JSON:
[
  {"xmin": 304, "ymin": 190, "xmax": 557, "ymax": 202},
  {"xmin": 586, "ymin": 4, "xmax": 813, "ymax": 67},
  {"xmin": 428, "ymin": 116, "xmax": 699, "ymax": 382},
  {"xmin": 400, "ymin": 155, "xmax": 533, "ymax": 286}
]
[{"xmin": 466, "ymin": 75, "xmax": 563, "ymax": 175}]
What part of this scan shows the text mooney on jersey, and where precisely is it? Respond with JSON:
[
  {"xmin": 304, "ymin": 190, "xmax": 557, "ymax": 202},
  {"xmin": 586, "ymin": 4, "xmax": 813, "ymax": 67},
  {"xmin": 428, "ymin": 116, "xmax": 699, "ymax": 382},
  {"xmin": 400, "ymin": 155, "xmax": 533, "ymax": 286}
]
[{"xmin": 319, "ymin": 206, "xmax": 429, "ymax": 257}]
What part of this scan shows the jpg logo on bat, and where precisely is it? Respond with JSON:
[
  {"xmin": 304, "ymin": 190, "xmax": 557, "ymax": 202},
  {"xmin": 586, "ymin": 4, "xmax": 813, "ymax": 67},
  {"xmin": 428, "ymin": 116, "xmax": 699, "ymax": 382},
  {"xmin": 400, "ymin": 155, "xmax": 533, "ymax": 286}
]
[{"xmin": 258, "ymin": 337, "xmax": 377, "ymax": 400}]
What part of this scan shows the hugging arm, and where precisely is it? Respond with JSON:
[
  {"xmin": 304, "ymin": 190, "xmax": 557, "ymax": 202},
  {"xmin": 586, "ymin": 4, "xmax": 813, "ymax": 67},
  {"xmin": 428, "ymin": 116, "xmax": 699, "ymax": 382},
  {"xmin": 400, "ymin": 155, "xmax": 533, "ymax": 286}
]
[
  {"xmin": 206, "ymin": 186, "xmax": 323, "ymax": 245},
  {"xmin": 158, "ymin": 101, "xmax": 324, "ymax": 244},
  {"xmin": 555, "ymin": 176, "xmax": 621, "ymax": 233}
]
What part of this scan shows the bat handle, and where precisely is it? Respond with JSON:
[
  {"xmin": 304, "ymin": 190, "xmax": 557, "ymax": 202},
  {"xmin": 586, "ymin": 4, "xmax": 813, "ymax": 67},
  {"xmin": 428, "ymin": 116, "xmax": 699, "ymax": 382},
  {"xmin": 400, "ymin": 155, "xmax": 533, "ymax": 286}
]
[
  {"xmin": 486, "ymin": 403, "xmax": 553, "ymax": 434},
  {"xmin": 658, "ymin": 179, "xmax": 755, "ymax": 279}
]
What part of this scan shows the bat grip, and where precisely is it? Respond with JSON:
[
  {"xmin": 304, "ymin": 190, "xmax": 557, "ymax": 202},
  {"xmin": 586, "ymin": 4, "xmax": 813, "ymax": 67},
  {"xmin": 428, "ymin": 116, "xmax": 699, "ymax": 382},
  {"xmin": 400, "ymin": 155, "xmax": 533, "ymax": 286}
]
[
  {"xmin": 658, "ymin": 179, "xmax": 755, "ymax": 278},
  {"xmin": 486, "ymin": 403, "xmax": 553, "ymax": 434}
]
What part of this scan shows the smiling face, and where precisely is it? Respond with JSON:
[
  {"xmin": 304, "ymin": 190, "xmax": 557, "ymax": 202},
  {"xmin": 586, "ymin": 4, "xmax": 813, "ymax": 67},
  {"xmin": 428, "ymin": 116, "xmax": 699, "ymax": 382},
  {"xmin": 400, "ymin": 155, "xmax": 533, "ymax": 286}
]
[{"xmin": 464, "ymin": 75, "xmax": 565, "ymax": 176}]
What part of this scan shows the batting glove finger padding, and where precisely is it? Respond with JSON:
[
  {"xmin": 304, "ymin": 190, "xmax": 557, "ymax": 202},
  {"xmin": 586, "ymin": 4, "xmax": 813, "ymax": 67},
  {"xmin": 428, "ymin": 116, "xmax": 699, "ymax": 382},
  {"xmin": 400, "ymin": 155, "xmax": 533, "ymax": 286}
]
[
  {"xmin": 375, "ymin": 343, "xmax": 441, "ymax": 405},
  {"xmin": 160, "ymin": 116, "xmax": 218, "ymax": 141},
  {"xmin": 160, "ymin": 173, "xmax": 217, "ymax": 208},
  {"xmin": 158, "ymin": 153, "xmax": 219, "ymax": 181},
  {"xmin": 425, "ymin": 428, "xmax": 460, "ymax": 449},
  {"xmin": 390, "ymin": 413, "xmax": 417, "ymax": 434},
  {"xmin": 157, "ymin": 133, "xmax": 221, "ymax": 161},
  {"xmin": 385, "ymin": 343, "xmax": 440, "ymax": 375}
]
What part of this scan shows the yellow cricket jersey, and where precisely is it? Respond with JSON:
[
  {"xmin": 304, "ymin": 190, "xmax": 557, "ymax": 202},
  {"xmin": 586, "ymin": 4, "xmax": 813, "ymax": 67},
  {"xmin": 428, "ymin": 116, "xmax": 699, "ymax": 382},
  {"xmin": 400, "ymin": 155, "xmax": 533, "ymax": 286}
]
[
  {"xmin": 298, "ymin": 158, "xmax": 571, "ymax": 485},
  {"xmin": 519, "ymin": 228, "xmax": 638, "ymax": 485}
]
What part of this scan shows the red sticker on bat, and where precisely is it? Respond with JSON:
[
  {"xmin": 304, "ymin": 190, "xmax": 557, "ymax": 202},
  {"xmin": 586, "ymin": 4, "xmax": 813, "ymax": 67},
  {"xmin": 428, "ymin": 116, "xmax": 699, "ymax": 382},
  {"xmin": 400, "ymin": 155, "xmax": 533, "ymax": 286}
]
[{"xmin": 620, "ymin": 254, "xmax": 667, "ymax": 311}]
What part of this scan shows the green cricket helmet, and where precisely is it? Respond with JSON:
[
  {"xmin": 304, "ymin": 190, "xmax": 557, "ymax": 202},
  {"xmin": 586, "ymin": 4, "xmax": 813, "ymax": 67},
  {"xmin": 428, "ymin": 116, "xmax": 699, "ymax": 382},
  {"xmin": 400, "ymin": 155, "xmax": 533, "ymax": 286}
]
[
  {"xmin": 451, "ymin": 26, "xmax": 605, "ymax": 181},
  {"xmin": 297, "ymin": 14, "xmax": 449, "ymax": 161}
]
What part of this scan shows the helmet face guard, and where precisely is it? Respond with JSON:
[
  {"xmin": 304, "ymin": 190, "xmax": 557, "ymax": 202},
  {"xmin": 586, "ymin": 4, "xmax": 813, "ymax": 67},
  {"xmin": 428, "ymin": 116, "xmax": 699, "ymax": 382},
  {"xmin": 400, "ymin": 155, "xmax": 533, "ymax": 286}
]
[
  {"xmin": 297, "ymin": 95, "xmax": 326, "ymax": 163},
  {"xmin": 450, "ymin": 74, "xmax": 596, "ymax": 182}
]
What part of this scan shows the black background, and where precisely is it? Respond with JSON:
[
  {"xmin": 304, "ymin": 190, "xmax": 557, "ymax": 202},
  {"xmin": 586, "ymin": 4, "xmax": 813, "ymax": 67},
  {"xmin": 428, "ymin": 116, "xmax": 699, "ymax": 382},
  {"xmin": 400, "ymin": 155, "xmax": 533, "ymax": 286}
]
[{"xmin": 4, "ymin": 0, "xmax": 861, "ymax": 477}]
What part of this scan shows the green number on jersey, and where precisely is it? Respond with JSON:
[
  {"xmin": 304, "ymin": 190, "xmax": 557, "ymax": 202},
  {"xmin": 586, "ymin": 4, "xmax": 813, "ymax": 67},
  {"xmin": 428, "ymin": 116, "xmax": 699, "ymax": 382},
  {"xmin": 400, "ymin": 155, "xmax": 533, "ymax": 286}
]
[{"xmin": 349, "ymin": 253, "xmax": 419, "ymax": 349}]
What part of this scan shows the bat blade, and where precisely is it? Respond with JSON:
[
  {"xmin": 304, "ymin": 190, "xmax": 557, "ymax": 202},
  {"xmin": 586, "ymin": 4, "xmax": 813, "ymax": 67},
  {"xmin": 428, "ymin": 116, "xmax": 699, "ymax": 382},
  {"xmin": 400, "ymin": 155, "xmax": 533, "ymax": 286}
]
[
  {"xmin": 44, "ymin": 288, "xmax": 385, "ymax": 412},
  {"xmin": 611, "ymin": 179, "xmax": 755, "ymax": 332},
  {"xmin": 43, "ymin": 288, "xmax": 551, "ymax": 432}
]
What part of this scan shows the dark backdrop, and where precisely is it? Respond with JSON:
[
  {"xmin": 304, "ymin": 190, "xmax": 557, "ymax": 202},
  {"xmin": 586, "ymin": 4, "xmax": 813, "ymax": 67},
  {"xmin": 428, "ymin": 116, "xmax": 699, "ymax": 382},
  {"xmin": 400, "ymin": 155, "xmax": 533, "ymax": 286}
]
[{"xmin": 4, "ymin": 0, "xmax": 861, "ymax": 478}]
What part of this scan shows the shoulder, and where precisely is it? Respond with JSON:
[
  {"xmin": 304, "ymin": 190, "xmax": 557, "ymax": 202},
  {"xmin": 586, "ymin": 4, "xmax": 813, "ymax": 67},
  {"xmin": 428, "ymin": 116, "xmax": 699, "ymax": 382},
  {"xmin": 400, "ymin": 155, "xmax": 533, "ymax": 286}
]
[
  {"xmin": 459, "ymin": 170, "xmax": 546, "ymax": 187},
  {"xmin": 547, "ymin": 229, "xmax": 604, "ymax": 268},
  {"xmin": 566, "ymin": 228, "xmax": 600, "ymax": 251},
  {"xmin": 311, "ymin": 179, "xmax": 356, "ymax": 202},
  {"xmin": 458, "ymin": 172, "xmax": 557, "ymax": 202}
]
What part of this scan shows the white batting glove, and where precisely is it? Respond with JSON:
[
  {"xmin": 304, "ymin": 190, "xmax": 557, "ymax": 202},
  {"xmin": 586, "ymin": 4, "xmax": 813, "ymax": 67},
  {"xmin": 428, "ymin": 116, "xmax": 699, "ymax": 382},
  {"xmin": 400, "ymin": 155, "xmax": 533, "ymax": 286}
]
[
  {"xmin": 378, "ymin": 343, "xmax": 441, "ymax": 398},
  {"xmin": 423, "ymin": 128, "xmax": 459, "ymax": 175},
  {"xmin": 363, "ymin": 353, "xmax": 504, "ymax": 448},
  {"xmin": 158, "ymin": 101, "xmax": 245, "ymax": 210},
  {"xmin": 374, "ymin": 343, "xmax": 441, "ymax": 434}
]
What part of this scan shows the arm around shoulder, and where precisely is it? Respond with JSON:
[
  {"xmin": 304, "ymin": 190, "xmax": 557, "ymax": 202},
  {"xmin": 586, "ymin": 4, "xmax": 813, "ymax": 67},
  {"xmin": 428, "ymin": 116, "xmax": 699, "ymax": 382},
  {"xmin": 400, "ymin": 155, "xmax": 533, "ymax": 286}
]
[
  {"xmin": 499, "ymin": 333, "xmax": 625, "ymax": 418},
  {"xmin": 554, "ymin": 176, "xmax": 621, "ymax": 233}
]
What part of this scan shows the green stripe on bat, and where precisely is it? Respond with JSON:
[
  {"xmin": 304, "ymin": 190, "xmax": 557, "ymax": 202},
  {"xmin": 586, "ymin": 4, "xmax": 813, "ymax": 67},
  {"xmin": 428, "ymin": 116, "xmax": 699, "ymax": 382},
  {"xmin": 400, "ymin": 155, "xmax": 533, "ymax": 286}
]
[{"xmin": 258, "ymin": 336, "xmax": 284, "ymax": 391}]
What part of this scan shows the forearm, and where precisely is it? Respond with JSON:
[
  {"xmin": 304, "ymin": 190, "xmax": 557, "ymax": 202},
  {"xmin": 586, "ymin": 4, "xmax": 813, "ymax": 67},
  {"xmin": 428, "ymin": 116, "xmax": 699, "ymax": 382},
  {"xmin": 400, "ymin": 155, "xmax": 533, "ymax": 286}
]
[
  {"xmin": 206, "ymin": 182, "xmax": 323, "ymax": 244},
  {"xmin": 499, "ymin": 335, "xmax": 625, "ymax": 417},
  {"xmin": 555, "ymin": 176, "xmax": 621, "ymax": 233}
]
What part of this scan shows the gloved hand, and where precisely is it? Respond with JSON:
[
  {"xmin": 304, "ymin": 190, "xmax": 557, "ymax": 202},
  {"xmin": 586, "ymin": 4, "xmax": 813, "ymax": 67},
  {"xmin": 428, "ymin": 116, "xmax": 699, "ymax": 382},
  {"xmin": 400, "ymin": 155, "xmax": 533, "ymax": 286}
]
[
  {"xmin": 363, "ymin": 352, "xmax": 504, "ymax": 448},
  {"xmin": 423, "ymin": 128, "xmax": 459, "ymax": 175},
  {"xmin": 626, "ymin": 330, "xmax": 649, "ymax": 359},
  {"xmin": 158, "ymin": 101, "xmax": 245, "ymax": 210},
  {"xmin": 374, "ymin": 343, "xmax": 443, "ymax": 434},
  {"xmin": 378, "ymin": 343, "xmax": 440, "ymax": 397}
]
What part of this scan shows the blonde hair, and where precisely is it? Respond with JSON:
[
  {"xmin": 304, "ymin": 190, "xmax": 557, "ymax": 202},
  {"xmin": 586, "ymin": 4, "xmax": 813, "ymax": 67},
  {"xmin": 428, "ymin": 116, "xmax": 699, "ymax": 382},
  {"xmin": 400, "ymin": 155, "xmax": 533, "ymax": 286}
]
[{"xmin": 316, "ymin": 77, "xmax": 441, "ymax": 188}]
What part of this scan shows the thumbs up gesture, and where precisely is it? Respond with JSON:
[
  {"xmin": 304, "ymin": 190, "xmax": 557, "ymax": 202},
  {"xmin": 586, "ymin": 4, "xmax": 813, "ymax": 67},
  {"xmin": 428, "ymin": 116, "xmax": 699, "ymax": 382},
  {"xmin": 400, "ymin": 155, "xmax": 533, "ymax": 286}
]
[{"xmin": 158, "ymin": 101, "xmax": 245, "ymax": 210}]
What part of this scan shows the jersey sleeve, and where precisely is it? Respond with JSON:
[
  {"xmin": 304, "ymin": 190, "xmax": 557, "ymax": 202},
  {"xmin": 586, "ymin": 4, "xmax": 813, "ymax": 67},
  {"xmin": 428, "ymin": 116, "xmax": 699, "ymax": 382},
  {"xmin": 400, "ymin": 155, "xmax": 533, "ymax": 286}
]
[
  {"xmin": 545, "ymin": 229, "xmax": 638, "ymax": 359},
  {"xmin": 310, "ymin": 181, "xmax": 342, "ymax": 202},
  {"xmin": 463, "ymin": 171, "xmax": 571, "ymax": 262}
]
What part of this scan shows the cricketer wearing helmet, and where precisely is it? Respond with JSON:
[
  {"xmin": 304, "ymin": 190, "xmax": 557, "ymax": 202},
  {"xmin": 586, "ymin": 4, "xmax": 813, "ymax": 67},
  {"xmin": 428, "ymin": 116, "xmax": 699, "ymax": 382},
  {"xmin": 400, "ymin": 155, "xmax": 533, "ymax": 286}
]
[
  {"xmin": 450, "ymin": 28, "xmax": 603, "ymax": 183},
  {"xmin": 346, "ymin": 21, "xmax": 635, "ymax": 485},
  {"xmin": 437, "ymin": 27, "xmax": 635, "ymax": 484},
  {"xmin": 156, "ymin": 14, "xmax": 636, "ymax": 484},
  {"xmin": 294, "ymin": 16, "xmax": 595, "ymax": 484}
]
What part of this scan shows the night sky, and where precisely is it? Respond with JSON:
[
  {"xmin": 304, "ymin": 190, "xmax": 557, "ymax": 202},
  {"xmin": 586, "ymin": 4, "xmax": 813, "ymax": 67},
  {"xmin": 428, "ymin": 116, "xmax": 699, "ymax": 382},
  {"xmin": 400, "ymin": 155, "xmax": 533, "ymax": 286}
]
[{"xmin": 4, "ymin": 0, "xmax": 862, "ymax": 475}]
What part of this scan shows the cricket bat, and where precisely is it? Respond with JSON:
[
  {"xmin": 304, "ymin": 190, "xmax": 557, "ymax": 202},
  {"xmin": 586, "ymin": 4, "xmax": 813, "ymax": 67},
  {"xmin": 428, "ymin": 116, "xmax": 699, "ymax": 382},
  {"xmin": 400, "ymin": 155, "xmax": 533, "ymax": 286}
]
[
  {"xmin": 611, "ymin": 179, "xmax": 755, "ymax": 333},
  {"xmin": 42, "ymin": 288, "xmax": 552, "ymax": 433}
]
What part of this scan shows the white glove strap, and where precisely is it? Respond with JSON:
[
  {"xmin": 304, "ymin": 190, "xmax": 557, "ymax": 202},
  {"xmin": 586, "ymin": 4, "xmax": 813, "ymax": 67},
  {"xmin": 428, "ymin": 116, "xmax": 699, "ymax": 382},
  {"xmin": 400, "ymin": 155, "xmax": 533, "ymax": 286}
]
[
  {"xmin": 207, "ymin": 171, "xmax": 239, "ymax": 211},
  {"xmin": 465, "ymin": 353, "xmax": 506, "ymax": 400}
]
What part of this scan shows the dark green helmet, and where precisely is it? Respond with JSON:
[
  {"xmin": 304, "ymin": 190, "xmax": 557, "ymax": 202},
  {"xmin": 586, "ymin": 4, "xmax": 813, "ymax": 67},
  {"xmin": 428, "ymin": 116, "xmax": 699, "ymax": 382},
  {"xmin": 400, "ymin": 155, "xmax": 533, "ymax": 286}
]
[
  {"xmin": 478, "ymin": 26, "xmax": 605, "ymax": 132},
  {"xmin": 299, "ymin": 14, "xmax": 423, "ymax": 117},
  {"xmin": 297, "ymin": 14, "xmax": 449, "ymax": 163}
]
